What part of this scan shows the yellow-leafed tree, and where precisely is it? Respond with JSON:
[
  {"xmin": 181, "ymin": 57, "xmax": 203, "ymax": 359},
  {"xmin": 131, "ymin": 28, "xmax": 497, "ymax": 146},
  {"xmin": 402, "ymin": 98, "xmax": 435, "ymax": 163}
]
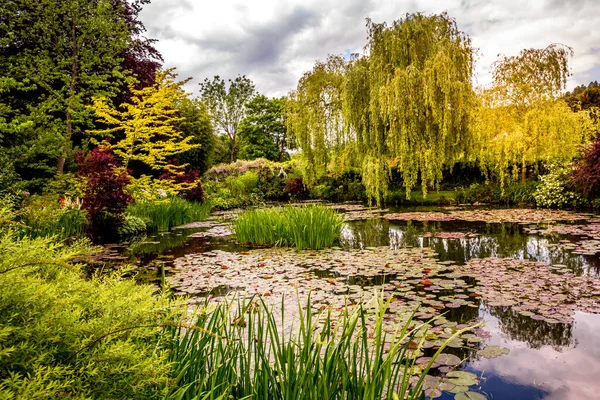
[
  {"xmin": 475, "ymin": 44, "xmax": 594, "ymax": 186},
  {"xmin": 91, "ymin": 69, "xmax": 200, "ymax": 198}
]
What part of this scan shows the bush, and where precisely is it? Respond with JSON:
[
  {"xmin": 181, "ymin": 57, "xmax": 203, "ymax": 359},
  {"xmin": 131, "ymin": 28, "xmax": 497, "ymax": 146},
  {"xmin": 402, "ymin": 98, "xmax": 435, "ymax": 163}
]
[
  {"xmin": 127, "ymin": 197, "xmax": 211, "ymax": 231},
  {"xmin": 233, "ymin": 205, "xmax": 344, "ymax": 250},
  {"xmin": 19, "ymin": 194, "xmax": 88, "ymax": 238},
  {"xmin": 117, "ymin": 213, "xmax": 148, "ymax": 236},
  {"xmin": 75, "ymin": 147, "xmax": 133, "ymax": 238},
  {"xmin": 284, "ymin": 177, "xmax": 308, "ymax": 200},
  {"xmin": 571, "ymin": 140, "xmax": 600, "ymax": 199},
  {"xmin": 159, "ymin": 168, "xmax": 205, "ymax": 202},
  {"xmin": 534, "ymin": 165, "xmax": 583, "ymax": 208},
  {"xmin": 0, "ymin": 229, "xmax": 183, "ymax": 399},
  {"xmin": 226, "ymin": 171, "xmax": 259, "ymax": 197}
]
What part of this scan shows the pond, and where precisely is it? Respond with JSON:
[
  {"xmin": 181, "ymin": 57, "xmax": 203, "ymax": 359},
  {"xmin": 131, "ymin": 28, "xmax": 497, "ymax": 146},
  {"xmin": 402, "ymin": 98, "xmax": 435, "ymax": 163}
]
[{"xmin": 111, "ymin": 205, "xmax": 600, "ymax": 400}]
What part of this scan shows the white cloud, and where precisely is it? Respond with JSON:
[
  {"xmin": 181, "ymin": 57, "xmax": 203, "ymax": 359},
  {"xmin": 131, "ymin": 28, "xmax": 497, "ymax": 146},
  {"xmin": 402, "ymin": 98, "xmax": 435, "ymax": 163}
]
[{"xmin": 141, "ymin": 0, "xmax": 600, "ymax": 97}]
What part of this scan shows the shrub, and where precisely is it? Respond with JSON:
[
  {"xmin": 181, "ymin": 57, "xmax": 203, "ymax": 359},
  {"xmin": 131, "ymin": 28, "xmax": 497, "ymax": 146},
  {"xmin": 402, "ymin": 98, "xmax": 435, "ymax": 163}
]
[
  {"xmin": 117, "ymin": 213, "xmax": 148, "ymax": 236},
  {"xmin": 127, "ymin": 197, "xmax": 211, "ymax": 231},
  {"xmin": 571, "ymin": 140, "xmax": 600, "ymax": 199},
  {"xmin": 233, "ymin": 205, "xmax": 344, "ymax": 250},
  {"xmin": 0, "ymin": 229, "xmax": 183, "ymax": 399},
  {"xmin": 534, "ymin": 165, "xmax": 583, "ymax": 208},
  {"xmin": 75, "ymin": 147, "xmax": 133, "ymax": 238},
  {"xmin": 159, "ymin": 168, "xmax": 205, "ymax": 202},
  {"xmin": 165, "ymin": 294, "xmax": 478, "ymax": 400},
  {"xmin": 284, "ymin": 177, "xmax": 309, "ymax": 200},
  {"xmin": 226, "ymin": 171, "xmax": 259, "ymax": 197},
  {"xmin": 19, "ymin": 194, "xmax": 88, "ymax": 238}
]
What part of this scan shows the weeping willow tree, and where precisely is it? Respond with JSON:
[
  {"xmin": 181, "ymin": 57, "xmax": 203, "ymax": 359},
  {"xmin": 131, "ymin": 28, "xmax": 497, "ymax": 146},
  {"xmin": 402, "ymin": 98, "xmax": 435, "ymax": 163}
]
[
  {"xmin": 342, "ymin": 13, "xmax": 476, "ymax": 205},
  {"xmin": 285, "ymin": 55, "xmax": 348, "ymax": 186},
  {"xmin": 475, "ymin": 44, "xmax": 594, "ymax": 185}
]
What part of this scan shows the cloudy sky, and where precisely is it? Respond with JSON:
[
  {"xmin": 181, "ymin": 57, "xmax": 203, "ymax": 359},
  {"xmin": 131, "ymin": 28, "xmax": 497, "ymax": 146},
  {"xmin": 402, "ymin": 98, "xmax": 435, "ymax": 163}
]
[{"xmin": 140, "ymin": 0, "xmax": 600, "ymax": 97}]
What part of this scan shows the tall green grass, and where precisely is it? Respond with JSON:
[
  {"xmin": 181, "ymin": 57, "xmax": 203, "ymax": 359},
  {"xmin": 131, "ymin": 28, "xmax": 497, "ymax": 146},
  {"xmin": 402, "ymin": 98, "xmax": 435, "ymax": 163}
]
[
  {"xmin": 127, "ymin": 198, "xmax": 212, "ymax": 232},
  {"xmin": 165, "ymin": 294, "xmax": 476, "ymax": 400},
  {"xmin": 233, "ymin": 205, "xmax": 343, "ymax": 250}
]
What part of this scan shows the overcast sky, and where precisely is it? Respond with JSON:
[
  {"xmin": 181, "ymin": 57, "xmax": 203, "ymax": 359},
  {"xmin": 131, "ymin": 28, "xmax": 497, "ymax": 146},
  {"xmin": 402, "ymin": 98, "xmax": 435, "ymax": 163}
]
[{"xmin": 140, "ymin": 0, "xmax": 600, "ymax": 97}]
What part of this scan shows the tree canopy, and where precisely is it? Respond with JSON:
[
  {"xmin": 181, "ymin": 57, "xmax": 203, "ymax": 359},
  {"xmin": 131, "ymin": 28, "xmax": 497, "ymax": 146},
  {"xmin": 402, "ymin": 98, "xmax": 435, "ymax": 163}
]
[
  {"xmin": 286, "ymin": 13, "xmax": 476, "ymax": 204},
  {"xmin": 0, "ymin": 0, "xmax": 161, "ymax": 190},
  {"xmin": 199, "ymin": 75, "xmax": 256, "ymax": 162},
  {"xmin": 238, "ymin": 95, "xmax": 289, "ymax": 162},
  {"xmin": 285, "ymin": 55, "xmax": 346, "ymax": 186},
  {"xmin": 475, "ymin": 44, "xmax": 594, "ymax": 185}
]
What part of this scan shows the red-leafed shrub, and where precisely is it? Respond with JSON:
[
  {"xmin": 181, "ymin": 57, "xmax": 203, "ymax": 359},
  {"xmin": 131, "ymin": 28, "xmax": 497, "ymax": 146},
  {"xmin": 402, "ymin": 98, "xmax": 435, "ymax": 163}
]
[
  {"xmin": 75, "ymin": 147, "xmax": 133, "ymax": 238},
  {"xmin": 571, "ymin": 140, "xmax": 600, "ymax": 199},
  {"xmin": 284, "ymin": 177, "xmax": 309, "ymax": 200},
  {"xmin": 158, "ymin": 169, "xmax": 205, "ymax": 202}
]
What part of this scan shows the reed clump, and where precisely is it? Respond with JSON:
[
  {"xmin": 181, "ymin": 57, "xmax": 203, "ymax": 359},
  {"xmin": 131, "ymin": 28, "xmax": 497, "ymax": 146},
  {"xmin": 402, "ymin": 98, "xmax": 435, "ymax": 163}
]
[
  {"xmin": 233, "ymin": 205, "xmax": 343, "ymax": 250},
  {"xmin": 127, "ymin": 198, "xmax": 212, "ymax": 231}
]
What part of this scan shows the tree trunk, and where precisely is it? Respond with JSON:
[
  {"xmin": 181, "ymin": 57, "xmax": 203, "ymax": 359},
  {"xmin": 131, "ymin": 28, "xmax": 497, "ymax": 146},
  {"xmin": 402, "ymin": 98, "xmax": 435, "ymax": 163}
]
[
  {"xmin": 230, "ymin": 136, "xmax": 236, "ymax": 162},
  {"xmin": 58, "ymin": 17, "xmax": 78, "ymax": 175},
  {"xmin": 521, "ymin": 155, "xmax": 526, "ymax": 184}
]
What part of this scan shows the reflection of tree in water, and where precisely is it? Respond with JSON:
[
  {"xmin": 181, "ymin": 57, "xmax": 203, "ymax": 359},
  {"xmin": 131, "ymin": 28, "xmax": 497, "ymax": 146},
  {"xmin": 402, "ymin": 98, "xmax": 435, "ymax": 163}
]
[
  {"xmin": 340, "ymin": 219, "xmax": 391, "ymax": 249},
  {"xmin": 381, "ymin": 220, "xmax": 598, "ymax": 274},
  {"xmin": 487, "ymin": 305, "xmax": 574, "ymax": 350}
]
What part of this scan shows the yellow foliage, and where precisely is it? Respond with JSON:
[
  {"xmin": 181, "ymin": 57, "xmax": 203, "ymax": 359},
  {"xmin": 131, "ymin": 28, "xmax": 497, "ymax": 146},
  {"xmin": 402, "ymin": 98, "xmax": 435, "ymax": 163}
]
[
  {"xmin": 90, "ymin": 69, "xmax": 201, "ymax": 197},
  {"xmin": 90, "ymin": 69, "xmax": 199, "ymax": 171}
]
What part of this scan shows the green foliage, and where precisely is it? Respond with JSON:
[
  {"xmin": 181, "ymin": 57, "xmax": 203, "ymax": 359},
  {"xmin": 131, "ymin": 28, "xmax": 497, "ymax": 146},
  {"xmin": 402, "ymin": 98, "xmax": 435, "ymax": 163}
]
[
  {"xmin": 0, "ymin": 0, "xmax": 141, "ymax": 181},
  {"xmin": 117, "ymin": 213, "xmax": 148, "ymax": 237},
  {"xmin": 127, "ymin": 198, "xmax": 211, "ymax": 232},
  {"xmin": 19, "ymin": 194, "xmax": 88, "ymax": 238},
  {"xmin": 0, "ymin": 152, "xmax": 25, "ymax": 198},
  {"xmin": 176, "ymin": 98, "xmax": 215, "ymax": 174},
  {"xmin": 225, "ymin": 171, "xmax": 259, "ymax": 197},
  {"xmin": 309, "ymin": 169, "xmax": 367, "ymax": 202},
  {"xmin": 238, "ymin": 95, "xmax": 289, "ymax": 161},
  {"xmin": 204, "ymin": 159, "xmax": 295, "ymax": 208},
  {"xmin": 234, "ymin": 205, "xmax": 343, "ymax": 250},
  {"xmin": 455, "ymin": 182, "xmax": 537, "ymax": 205},
  {"xmin": 285, "ymin": 55, "xmax": 347, "ymax": 186},
  {"xmin": 166, "ymin": 294, "xmax": 477, "ymax": 400},
  {"xmin": 347, "ymin": 13, "xmax": 475, "ymax": 204},
  {"xmin": 0, "ymin": 229, "xmax": 183, "ymax": 399},
  {"xmin": 199, "ymin": 75, "xmax": 256, "ymax": 162},
  {"xmin": 534, "ymin": 165, "xmax": 583, "ymax": 208},
  {"xmin": 475, "ymin": 45, "xmax": 594, "ymax": 186}
]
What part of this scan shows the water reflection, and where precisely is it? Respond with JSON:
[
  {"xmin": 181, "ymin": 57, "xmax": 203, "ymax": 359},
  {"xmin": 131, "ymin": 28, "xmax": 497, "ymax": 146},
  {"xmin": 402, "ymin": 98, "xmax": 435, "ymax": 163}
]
[
  {"xmin": 340, "ymin": 219, "xmax": 600, "ymax": 276},
  {"xmin": 471, "ymin": 309, "xmax": 600, "ymax": 400}
]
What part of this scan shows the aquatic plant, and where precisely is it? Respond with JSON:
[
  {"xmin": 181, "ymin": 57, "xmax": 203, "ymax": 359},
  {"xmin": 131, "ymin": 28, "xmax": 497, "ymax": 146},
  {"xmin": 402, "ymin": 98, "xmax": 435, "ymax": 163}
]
[
  {"xmin": 165, "ymin": 294, "xmax": 478, "ymax": 400},
  {"xmin": 127, "ymin": 198, "xmax": 212, "ymax": 232},
  {"xmin": 233, "ymin": 205, "xmax": 344, "ymax": 250}
]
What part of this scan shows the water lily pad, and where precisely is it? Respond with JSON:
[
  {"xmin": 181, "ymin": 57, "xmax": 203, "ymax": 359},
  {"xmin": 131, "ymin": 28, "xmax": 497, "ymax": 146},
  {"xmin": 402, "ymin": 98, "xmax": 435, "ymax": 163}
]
[
  {"xmin": 477, "ymin": 345, "xmax": 510, "ymax": 359},
  {"xmin": 424, "ymin": 388, "xmax": 442, "ymax": 398},
  {"xmin": 435, "ymin": 353, "xmax": 462, "ymax": 366},
  {"xmin": 448, "ymin": 385, "xmax": 470, "ymax": 394},
  {"xmin": 455, "ymin": 391, "xmax": 487, "ymax": 400}
]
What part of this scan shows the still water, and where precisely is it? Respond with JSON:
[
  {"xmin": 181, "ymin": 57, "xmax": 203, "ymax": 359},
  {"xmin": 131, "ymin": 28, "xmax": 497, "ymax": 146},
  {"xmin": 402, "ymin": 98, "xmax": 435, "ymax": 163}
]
[{"xmin": 123, "ymin": 208, "xmax": 600, "ymax": 400}]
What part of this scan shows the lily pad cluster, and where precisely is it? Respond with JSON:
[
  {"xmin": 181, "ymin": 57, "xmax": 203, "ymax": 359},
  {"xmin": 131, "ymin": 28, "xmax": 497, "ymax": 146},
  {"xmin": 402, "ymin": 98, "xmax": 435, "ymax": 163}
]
[
  {"xmin": 385, "ymin": 208, "xmax": 590, "ymax": 224},
  {"xmin": 449, "ymin": 257, "xmax": 600, "ymax": 322}
]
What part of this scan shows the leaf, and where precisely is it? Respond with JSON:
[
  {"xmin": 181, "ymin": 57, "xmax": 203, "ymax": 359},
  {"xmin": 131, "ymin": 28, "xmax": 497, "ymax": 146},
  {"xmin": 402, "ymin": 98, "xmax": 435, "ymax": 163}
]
[
  {"xmin": 477, "ymin": 345, "xmax": 510, "ymax": 359},
  {"xmin": 455, "ymin": 391, "xmax": 488, "ymax": 400}
]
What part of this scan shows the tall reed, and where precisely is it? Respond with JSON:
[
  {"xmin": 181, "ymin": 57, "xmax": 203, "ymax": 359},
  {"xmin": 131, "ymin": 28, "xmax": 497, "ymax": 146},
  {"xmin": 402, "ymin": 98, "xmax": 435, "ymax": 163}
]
[
  {"xmin": 164, "ymin": 294, "xmax": 476, "ymax": 400},
  {"xmin": 233, "ymin": 205, "xmax": 344, "ymax": 250},
  {"xmin": 127, "ymin": 198, "xmax": 212, "ymax": 232}
]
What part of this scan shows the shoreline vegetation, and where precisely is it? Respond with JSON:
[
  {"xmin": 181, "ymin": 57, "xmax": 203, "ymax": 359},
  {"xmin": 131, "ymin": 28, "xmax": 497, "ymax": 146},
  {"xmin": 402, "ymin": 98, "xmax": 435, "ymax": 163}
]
[{"xmin": 1, "ymin": 2, "xmax": 600, "ymax": 398}]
